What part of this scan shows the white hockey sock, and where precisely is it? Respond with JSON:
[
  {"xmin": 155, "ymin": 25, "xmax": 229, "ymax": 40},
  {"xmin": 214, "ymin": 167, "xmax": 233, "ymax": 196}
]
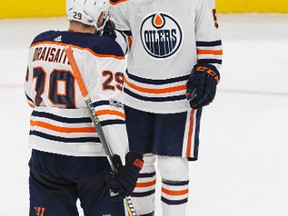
[
  {"xmin": 131, "ymin": 153, "xmax": 156, "ymax": 215},
  {"xmin": 161, "ymin": 179, "xmax": 189, "ymax": 216},
  {"xmin": 158, "ymin": 156, "xmax": 189, "ymax": 216}
]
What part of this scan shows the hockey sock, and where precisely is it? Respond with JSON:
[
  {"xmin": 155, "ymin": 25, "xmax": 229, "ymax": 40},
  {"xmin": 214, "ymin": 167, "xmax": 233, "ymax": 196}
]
[{"xmin": 130, "ymin": 153, "xmax": 156, "ymax": 215}]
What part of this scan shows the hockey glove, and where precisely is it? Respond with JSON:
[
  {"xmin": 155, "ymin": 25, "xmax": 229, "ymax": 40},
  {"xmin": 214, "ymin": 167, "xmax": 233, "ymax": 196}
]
[
  {"xmin": 102, "ymin": 19, "xmax": 117, "ymax": 40},
  {"xmin": 105, "ymin": 152, "xmax": 144, "ymax": 199},
  {"xmin": 186, "ymin": 63, "xmax": 220, "ymax": 109}
]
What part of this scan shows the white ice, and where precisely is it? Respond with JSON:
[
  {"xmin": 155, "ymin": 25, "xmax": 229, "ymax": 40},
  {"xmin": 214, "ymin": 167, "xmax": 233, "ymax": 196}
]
[{"xmin": 0, "ymin": 14, "xmax": 288, "ymax": 215}]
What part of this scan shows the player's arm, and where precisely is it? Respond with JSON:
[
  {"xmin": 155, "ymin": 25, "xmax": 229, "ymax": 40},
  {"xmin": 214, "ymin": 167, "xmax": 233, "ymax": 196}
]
[
  {"xmin": 66, "ymin": 46, "xmax": 142, "ymax": 203},
  {"xmin": 84, "ymin": 48, "xmax": 143, "ymax": 199},
  {"xmin": 195, "ymin": 0, "xmax": 223, "ymax": 69},
  {"xmin": 110, "ymin": 0, "xmax": 131, "ymax": 54},
  {"xmin": 24, "ymin": 65, "xmax": 35, "ymax": 108},
  {"xmin": 186, "ymin": 0, "xmax": 222, "ymax": 109},
  {"xmin": 110, "ymin": 0, "xmax": 130, "ymax": 31},
  {"xmin": 101, "ymin": 19, "xmax": 129, "ymax": 55},
  {"xmin": 84, "ymin": 48, "xmax": 129, "ymax": 161},
  {"xmin": 24, "ymin": 46, "xmax": 38, "ymax": 109}
]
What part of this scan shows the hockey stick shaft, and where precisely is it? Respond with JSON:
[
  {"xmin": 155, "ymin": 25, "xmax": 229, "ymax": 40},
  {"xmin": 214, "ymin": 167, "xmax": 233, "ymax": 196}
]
[{"xmin": 64, "ymin": 46, "xmax": 137, "ymax": 216}]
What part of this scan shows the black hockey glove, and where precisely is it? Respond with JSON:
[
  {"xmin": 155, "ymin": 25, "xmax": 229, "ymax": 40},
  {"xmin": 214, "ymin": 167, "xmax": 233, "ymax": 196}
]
[
  {"xmin": 105, "ymin": 152, "xmax": 143, "ymax": 199},
  {"xmin": 102, "ymin": 19, "xmax": 117, "ymax": 40},
  {"xmin": 186, "ymin": 63, "xmax": 220, "ymax": 109}
]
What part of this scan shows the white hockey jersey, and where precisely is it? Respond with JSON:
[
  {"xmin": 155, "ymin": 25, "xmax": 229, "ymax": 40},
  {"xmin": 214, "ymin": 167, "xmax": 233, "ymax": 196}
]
[
  {"xmin": 111, "ymin": 0, "xmax": 223, "ymax": 113},
  {"xmin": 24, "ymin": 31, "xmax": 128, "ymax": 159}
]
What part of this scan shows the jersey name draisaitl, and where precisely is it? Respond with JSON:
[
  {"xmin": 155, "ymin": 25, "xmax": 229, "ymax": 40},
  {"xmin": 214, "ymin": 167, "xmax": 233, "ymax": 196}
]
[
  {"xmin": 25, "ymin": 31, "xmax": 128, "ymax": 157},
  {"xmin": 111, "ymin": 0, "xmax": 222, "ymax": 113}
]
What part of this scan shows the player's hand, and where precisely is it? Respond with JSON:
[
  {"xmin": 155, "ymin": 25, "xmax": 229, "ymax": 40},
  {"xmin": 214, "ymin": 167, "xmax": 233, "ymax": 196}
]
[
  {"xmin": 105, "ymin": 152, "xmax": 143, "ymax": 199},
  {"xmin": 186, "ymin": 64, "xmax": 220, "ymax": 109},
  {"xmin": 102, "ymin": 19, "xmax": 117, "ymax": 40}
]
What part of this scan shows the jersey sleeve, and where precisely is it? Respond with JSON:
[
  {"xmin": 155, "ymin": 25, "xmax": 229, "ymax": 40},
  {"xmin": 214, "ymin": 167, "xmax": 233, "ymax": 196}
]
[
  {"xmin": 205, "ymin": 0, "xmax": 216, "ymax": 10},
  {"xmin": 195, "ymin": 0, "xmax": 223, "ymax": 69},
  {"xmin": 110, "ymin": 1, "xmax": 131, "ymax": 32},
  {"xmin": 110, "ymin": 1, "xmax": 132, "ymax": 55},
  {"xmin": 115, "ymin": 30, "xmax": 129, "ymax": 55},
  {"xmin": 24, "ymin": 46, "xmax": 37, "ymax": 109},
  {"xmin": 78, "ymin": 48, "xmax": 128, "ymax": 161}
]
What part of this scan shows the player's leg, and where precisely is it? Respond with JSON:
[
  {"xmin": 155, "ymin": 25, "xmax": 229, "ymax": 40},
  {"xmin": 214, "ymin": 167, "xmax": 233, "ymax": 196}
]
[
  {"xmin": 153, "ymin": 109, "xmax": 202, "ymax": 215},
  {"xmin": 74, "ymin": 156, "xmax": 127, "ymax": 216},
  {"xmin": 158, "ymin": 156, "xmax": 189, "ymax": 216},
  {"xmin": 154, "ymin": 108, "xmax": 202, "ymax": 161},
  {"xmin": 132, "ymin": 153, "xmax": 157, "ymax": 215},
  {"xmin": 124, "ymin": 106, "xmax": 156, "ymax": 215},
  {"xmin": 29, "ymin": 150, "xmax": 79, "ymax": 216}
]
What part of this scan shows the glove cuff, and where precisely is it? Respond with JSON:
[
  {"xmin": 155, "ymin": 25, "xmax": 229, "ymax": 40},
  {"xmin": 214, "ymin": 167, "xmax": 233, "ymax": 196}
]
[
  {"xmin": 126, "ymin": 151, "xmax": 144, "ymax": 170},
  {"xmin": 193, "ymin": 63, "xmax": 220, "ymax": 84}
]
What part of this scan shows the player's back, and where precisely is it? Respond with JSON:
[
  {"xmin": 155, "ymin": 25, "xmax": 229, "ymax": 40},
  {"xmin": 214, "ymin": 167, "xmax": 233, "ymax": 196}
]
[
  {"xmin": 26, "ymin": 30, "xmax": 124, "ymax": 108},
  {"xmin": 24, "ymin": 30, "xmax": 126, "ymax": 156}
]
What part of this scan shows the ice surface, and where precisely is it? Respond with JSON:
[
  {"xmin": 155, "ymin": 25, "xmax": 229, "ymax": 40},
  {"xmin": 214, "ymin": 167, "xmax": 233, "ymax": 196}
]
[{"xmin": 0, "ymin": 14, "xmax": 288, "ymax": 215}]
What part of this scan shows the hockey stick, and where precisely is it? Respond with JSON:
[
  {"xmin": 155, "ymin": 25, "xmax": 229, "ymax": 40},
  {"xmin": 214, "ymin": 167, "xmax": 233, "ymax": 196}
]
[{"xmin": 64, "ymin": 46, "xmax": 137, "ymax": 216}]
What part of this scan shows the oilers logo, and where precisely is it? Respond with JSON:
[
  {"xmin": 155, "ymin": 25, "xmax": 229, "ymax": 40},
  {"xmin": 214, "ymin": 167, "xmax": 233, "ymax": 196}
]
[{"xmin": 140, "ymin": 13, "xmax": 182, "ymax": 58}]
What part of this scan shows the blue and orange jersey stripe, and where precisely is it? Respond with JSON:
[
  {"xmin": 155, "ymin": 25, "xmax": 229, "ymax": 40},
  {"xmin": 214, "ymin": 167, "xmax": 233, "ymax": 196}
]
[
  {"xmin": 125, "ymin": 78, "xmax": 186, "ymax": 94},
  {"xmin": 124, "ymin": 70, "xmax": 190, "ymax": 103},
  {"xmin": 96, "ymin": 109, "xmax": 125, "ymax": 119},
  {"xmin": 30, "ymin": 120, "xmax": 96, "ymax": 133},
  {"xmin": 196, "ymin": 40, "xmax": 223, "ymax": 65}
]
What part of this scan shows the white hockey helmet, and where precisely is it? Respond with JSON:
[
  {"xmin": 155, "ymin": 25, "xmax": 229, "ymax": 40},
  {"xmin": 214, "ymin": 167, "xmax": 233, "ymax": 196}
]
[{"xmin": 66, "ymin": 0, "xmax": 110, "ymax": 29}]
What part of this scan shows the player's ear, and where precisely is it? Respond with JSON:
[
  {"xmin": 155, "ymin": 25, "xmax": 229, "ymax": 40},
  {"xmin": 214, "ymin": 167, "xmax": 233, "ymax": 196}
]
[{"xmin": 97, "ymin": 12, "xmax": 105, "ymax": 28}]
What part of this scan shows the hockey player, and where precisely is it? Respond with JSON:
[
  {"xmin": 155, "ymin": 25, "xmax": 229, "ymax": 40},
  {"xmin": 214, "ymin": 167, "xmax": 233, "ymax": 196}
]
[
  {"xmin": 110, "ymin": 0, "xmax": 222, "ymax": 215},
  {"xmin": 24, "ymin": 0, "xmax": 143, "ymax": 215}
]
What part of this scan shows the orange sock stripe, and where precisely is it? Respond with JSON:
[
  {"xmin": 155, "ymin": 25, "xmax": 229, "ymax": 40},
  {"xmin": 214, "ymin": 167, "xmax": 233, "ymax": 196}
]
[
  {"xmin": 136, "ymin": 179, "xmax": 157, "ymax": 188},
  {"xmin": 162, "ymin": 187, "xmax": 189, "ymax": 196}
]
